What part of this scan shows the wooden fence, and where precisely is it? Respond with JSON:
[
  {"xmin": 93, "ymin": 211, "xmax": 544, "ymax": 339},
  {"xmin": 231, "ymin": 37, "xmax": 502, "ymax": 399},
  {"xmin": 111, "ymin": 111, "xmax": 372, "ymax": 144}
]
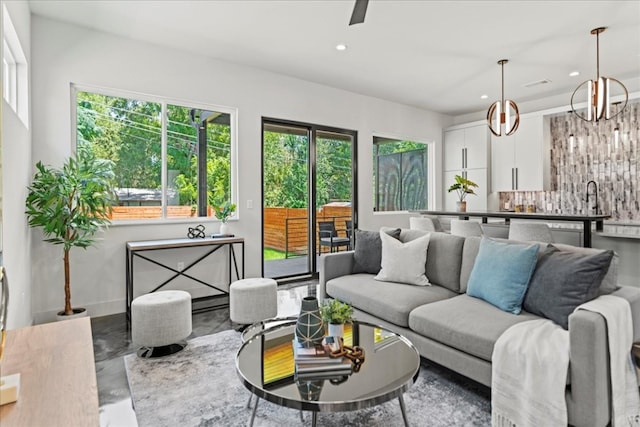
[{"xmin": 264, "ymin": 205, "xmax": 352, "ymax": 256}]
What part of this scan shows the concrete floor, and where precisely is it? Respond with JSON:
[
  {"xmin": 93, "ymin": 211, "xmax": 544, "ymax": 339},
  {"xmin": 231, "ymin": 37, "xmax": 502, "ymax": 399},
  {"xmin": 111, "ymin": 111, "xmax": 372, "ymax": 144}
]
[{"xmin": 93, "ymin": 280, "xmax": 318, "ymax": 426}]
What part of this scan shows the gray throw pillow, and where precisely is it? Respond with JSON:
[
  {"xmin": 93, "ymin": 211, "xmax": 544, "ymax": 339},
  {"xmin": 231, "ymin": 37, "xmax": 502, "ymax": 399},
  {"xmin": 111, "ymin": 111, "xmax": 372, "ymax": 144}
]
[
  {"xmin": 523, "ymin": 245, "xmax": 614, "ymax": 330},
  {"xmin": 352, "ymin": 228, "xmax": 401, "ymax": 274}
]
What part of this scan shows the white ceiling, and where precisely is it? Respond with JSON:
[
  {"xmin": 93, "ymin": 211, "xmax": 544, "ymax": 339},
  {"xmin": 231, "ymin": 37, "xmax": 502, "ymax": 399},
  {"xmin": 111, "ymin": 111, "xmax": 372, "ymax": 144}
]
[{"xmin": 28, "ymin": 0, "xmax": 640, "ymax": 117}]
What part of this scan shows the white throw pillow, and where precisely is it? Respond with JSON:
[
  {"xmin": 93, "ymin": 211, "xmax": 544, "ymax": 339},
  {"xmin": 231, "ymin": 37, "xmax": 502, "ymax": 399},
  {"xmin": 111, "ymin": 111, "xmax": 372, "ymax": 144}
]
[{"xmin": 374, "ymin": 230, "xmax": 431, "ymax": 286}]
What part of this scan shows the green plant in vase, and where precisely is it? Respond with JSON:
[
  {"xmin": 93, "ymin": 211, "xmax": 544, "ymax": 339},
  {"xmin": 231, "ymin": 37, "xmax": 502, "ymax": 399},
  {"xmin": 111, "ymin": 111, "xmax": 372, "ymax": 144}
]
[
  {"xmin": 447, "ymin": 174, "xmax": 478, "ymax": 212},
  {"xmin": 213, "ymin": 201, "xmax": 236, "ymax": 234},
  {"xmin": 320, "ymin": 299, "xmax": 354, "ymax": 337}
]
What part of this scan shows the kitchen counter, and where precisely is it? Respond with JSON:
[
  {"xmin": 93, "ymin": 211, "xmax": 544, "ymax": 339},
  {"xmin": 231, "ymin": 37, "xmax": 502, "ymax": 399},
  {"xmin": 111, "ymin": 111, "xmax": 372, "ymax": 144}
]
[{"xmin": 413, "ymin": 210, "xmax": 610, "ymax": 247}]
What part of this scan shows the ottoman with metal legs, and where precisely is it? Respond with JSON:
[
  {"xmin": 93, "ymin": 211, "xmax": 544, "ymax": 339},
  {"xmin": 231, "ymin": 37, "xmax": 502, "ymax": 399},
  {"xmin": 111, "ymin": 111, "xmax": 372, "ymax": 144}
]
[{"xmin": 131, "ymin": 290, "xmax": 192, "ymax": 358}]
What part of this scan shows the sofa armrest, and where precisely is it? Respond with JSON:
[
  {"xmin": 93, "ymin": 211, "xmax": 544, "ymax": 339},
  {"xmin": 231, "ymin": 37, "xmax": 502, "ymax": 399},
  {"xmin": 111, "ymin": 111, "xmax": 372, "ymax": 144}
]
[
  {"xmin": 319, "ymin": 251, "xmax": 355, "ymax": 301},
  {"xmin": 567, "ymin": 309, "xmax": 610, "ymax": 427},
  {"xmin": 610, "ymin": 285, "xmax": 640, "ymax": 341}
]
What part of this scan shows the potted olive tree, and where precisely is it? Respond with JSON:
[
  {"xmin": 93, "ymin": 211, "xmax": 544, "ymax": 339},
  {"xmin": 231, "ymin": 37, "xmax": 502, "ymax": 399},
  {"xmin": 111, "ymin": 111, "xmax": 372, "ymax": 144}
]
[
  {"xmin": 25, "ymin": 147, "xmax": 117, "ymax": 319},
  {"xmin": 447, "ymin": 174, "xmax": 478, "ymax": 212},
  {"xmin": 320, "ymin": 299, "xmax": 354, "ymax": 338}
]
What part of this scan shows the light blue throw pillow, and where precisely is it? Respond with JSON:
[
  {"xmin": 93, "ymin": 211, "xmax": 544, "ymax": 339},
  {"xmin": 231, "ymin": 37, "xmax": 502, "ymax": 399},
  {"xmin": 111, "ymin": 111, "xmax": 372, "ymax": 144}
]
[{"xmin": 466, "ymin": 237, "xmax": 539, "ymax": 314}]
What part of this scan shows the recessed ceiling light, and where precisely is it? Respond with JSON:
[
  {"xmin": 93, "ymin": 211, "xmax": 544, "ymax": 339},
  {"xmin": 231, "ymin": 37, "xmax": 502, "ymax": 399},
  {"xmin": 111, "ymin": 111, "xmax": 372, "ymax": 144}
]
[
  {"xmin": 480, "ymin": 94, "xmax": 488, "ymax": 99},
  {"xmin": 336, "ymin": 44, "xmax": 347, "ymax": 51},
  {"xmin": 569, "ymin": 71, "xmax": 580, "ymax": 77}
]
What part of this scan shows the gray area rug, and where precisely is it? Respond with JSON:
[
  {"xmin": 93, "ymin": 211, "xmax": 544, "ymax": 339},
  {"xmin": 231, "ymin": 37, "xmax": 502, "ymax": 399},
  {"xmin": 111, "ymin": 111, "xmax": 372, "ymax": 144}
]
[{"xmin": 125, "ymin": 329, "xmax": 491, "ymax": 426}]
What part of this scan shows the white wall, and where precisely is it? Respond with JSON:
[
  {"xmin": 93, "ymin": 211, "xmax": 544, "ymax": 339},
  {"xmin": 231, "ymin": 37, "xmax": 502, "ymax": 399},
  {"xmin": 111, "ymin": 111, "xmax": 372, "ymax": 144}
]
[
  {"xmin": 1, "ymin": 0, "xmax": 32, "ymax": 329},
  {"xmin": 29, "ymin": 16, "xmax": 452, "ymax": 322}
]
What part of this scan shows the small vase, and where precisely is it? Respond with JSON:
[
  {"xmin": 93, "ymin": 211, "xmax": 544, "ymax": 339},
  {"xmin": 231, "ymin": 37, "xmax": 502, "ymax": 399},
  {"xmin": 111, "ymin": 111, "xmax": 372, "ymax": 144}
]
[
  {"xmin": 219, "ymin": 222, "xmax": 230, "ymax": 235},
  {"xmin": 456, "ymin": 201, "xmax": 467, "ymax": 212},
  {"xmin": 295, "ymin": 297, "xmax": 325, "ymax": 348},
  {"xmin": 328, "ymin": 323, "xmax": 344, "ymax": 338}
]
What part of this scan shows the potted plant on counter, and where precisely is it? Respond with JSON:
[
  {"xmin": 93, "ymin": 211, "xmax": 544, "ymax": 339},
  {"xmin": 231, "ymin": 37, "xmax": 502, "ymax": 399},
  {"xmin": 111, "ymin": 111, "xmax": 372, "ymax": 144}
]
[
  {"xmin": 447, "ymin": 174, "xmax": 478, "ymax": 212},
  {"xmin": 25, "ymin": 147, "xmax": 117, "ymax": 320},
  {"xmin": 320, "ymin": 299, "xmax": 354, "ymax": 338}
]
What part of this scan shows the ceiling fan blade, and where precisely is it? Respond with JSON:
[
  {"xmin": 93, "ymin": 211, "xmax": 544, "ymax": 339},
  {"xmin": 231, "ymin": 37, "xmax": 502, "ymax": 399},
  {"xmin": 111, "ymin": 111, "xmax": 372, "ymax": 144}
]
[{"xmin": 349, "ymin": 0, "xmax": 369, "ymax": 25}]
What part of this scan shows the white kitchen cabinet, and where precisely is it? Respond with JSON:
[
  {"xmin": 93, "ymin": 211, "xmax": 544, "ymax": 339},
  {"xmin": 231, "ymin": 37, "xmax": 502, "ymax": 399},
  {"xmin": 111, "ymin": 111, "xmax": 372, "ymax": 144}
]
[
  {"xmin": 443, "ymin": 123, "xmax": 489, "ymax": 211},
  {"xmin": 491, "ymin": 115, "xmax": 548, "ymax": 192},
  {"xmin": 444, "ymin": 124, "xmax": 489, "ymax": 171}
]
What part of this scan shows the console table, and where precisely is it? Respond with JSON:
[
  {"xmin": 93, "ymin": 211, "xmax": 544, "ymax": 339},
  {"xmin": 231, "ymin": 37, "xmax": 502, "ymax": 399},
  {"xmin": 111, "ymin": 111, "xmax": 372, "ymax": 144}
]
[
  {"xmin": 125, "ymin": 236, "xmax": 244, "ymax": 324},
  {"xmin": 413, "ymin": 210, "xmax": 610, "ymax": 248},
  {"xmin": 0, "ymin": 317, "xmax": 99, "ymax": 426}
]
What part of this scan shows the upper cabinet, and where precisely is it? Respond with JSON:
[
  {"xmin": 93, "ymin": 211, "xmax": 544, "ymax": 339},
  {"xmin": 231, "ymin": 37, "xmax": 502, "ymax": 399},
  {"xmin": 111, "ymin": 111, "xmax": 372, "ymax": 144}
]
[
  {"xmin": 443, "ymin": 123, "xmax": 490, "ymax": 211},
  {"xmin": 444, "ymin": 124, "xmax": 489, "ymax": 172},
  {"xmin": 491, "ymin": 115, "xmax": 549, "ymax": 192}
]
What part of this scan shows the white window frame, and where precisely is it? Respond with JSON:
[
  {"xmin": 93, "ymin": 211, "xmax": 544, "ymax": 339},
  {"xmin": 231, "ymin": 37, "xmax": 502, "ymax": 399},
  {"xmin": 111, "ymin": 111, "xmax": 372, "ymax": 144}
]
[
  {"xmin": 2, "ymin": 4, "xmax": 28, "ymax": 128},
  {"xmin": 71, "ymin": 84, "xmax": 239, "ymax": 225}
]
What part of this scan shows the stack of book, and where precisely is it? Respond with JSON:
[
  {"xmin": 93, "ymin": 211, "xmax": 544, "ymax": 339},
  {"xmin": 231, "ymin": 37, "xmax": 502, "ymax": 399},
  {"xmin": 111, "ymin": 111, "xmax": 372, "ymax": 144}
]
[{"xmin": 293, "ymin": 337, "xmax": 352, "ymax": 379}]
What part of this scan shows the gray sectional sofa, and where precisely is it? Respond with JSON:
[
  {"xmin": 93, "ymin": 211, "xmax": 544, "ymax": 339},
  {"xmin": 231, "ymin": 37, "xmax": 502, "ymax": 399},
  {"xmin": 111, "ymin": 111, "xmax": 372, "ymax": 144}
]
[{"xmin": 319, "ymin": 228, "xmax": 640, "ymax": 427}]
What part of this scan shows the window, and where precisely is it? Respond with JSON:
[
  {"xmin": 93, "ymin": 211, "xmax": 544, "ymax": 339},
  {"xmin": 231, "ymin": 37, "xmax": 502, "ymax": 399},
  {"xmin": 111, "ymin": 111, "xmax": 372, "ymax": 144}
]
[
  {"xmin": 74, "ymin": 87, "xmax": 236, "ymax": 221},
  {"xmin": 2, "ymin": 4, "xmax": 28, "ymax": 126},
  {"xmin": 373, "ymin": 136, "xmax": 429, "ymax": 212}
]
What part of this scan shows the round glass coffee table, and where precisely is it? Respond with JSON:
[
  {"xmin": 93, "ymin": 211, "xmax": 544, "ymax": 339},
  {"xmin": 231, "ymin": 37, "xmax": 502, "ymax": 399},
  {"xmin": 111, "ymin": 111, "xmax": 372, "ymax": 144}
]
[{"xmin": 235, "ymin": 319, "xmax": 420, "ymax": 426}]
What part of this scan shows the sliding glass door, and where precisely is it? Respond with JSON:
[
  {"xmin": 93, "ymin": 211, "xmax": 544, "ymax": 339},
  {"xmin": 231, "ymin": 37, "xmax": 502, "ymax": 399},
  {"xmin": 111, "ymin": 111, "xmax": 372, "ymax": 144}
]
[{"xmin": 262, "ymin": 119, "xmax": 356, "ymax": 280}]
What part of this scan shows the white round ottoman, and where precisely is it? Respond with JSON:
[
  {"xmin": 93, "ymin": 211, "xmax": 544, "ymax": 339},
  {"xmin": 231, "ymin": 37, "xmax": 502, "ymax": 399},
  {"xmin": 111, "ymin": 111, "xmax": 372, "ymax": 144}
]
[
  {"xmin": 131, "ymin": 290, "xmax": 192, "ymax": 357},
  {"xmin": 230, "ymin": 278, "xmax": 278, "ymax": 325}
]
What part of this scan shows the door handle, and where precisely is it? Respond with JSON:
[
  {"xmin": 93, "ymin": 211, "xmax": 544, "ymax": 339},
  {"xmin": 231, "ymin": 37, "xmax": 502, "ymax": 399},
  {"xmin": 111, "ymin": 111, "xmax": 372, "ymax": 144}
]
[
  {"xmin": 511, "ymin": 168, "xmax": 514, "ymax": 190},
  {"xmin": 515, "ymin": 168, "xmax": 518, "ymax": 190}
]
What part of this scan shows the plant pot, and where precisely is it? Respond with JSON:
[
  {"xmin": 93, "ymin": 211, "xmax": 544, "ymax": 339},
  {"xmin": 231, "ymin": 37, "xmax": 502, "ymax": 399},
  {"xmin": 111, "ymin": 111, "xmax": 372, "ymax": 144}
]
[
  {"xmin": 219, "ymin": 222, "xmax": 230, "ymax": 235},
  {"xmin": 56, "ymin": 307, "xmax": 88, "ymax": 322},
  {"xmin": 328, "ymin": 323, "xmax": 344, "ymax": 338},
  {"xmin": 456, "ymin": 201, "xmax": 467, "ymax": 212},
  {"xmin": 295, "ymin": 296, "xmax": 325, "ymax": 348}
]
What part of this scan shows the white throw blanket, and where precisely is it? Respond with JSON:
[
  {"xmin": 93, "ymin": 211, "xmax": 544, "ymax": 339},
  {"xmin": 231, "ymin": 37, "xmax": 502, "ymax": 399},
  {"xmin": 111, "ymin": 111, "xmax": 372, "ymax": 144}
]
[
  {"xmin": 579, "ymin": 295, "xmax": 640, "ymax": 427},
  {"xmin": 491, "ymin": 295, "xmax": 640, "ymax": 427}
]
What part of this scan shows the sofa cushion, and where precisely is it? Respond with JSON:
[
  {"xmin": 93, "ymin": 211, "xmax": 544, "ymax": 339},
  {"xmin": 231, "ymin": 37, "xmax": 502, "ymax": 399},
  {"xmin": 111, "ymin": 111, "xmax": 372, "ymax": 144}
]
[
  {"xmin": 391, "ymin": 228, "xmax": 465, "ymax": 293},
  {"xmin": 552, "ymin": 243, "xmax": 619, "ymax": 295},
  {"xmin": 352, "ymin": 228, "xmax": 401, "ymax": 274},
  {"xmin": 375, "ymin": 231, "xmax": 430, "ymax": 286},
  {"xmin": 466, "ymin": 238, "xmax": 539, "ymax": 314},
  {"xmin": 523, "ymin": 246, "xmax": 614, "ymax": 329},
  {"xmin": 408, "ymin": 294, "xmax": 540, "ymax": 361},
  {"xmin": 326, "ymin": 273, "xmax": 457, "ymax": 327}
]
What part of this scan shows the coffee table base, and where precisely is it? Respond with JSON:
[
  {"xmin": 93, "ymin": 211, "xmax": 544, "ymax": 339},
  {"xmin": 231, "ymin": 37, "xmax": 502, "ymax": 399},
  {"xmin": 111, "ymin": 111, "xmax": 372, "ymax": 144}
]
[{"xmin": 248, "ymin": 395, "xmax": 410, "ymax": 427}]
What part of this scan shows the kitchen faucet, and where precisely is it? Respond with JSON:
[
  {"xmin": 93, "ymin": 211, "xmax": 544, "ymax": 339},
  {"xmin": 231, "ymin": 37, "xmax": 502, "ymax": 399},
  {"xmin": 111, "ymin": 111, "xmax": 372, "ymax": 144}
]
[{"xmin": 586, "ymin": 180, "xmax": 598, "ymax": 215}]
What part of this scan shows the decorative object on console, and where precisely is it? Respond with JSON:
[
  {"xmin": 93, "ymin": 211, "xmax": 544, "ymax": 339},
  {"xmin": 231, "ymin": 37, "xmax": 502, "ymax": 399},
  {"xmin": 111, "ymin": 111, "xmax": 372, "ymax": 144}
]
[
  {"xmin": 213, "ymin": 201, "xmax": 236, "ymax": 235},
  {"xmin": 295, "ymin": 296, "xmax": 325, "ymax": 348},
  {"xmin": 0, "ymin": 266, "xmax": 20, "ymax": 406},
  {"xmin": 25, "ymin": 147, "xmax": 117, "ymax": 319},
  {"xmin": 187, "ymin": 224, "xmax": 206, "ymax": 239},
  {"xmin": 447, "ymin": 174, "xmax": 478, "ymax": 212},
  {"xmin": 570, "ymin": 27, "xmax": 628, "ymax": 123},
  {"xmin": 487, "ymin": 59, "xmax": 520, "ymax": 136},
  {"xmin": 319, "ymin": 299, "xmax": 354, "ymax": 337}
]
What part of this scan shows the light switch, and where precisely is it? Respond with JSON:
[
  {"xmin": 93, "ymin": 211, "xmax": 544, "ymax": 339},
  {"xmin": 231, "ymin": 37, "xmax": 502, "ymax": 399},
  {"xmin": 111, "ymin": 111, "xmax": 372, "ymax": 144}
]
[{"xmin": 247, "ymin": 200, "xmax": 253, "ymax": 209}]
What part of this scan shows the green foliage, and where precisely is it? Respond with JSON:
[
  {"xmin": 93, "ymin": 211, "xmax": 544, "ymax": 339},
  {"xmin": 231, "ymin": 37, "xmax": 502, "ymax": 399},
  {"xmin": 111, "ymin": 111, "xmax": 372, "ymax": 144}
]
[
  {"xmin": 319, "ymin": 299, "xmax": 354, "ymax": 324},
  {"xmin": 25, "ymin": 146, "xmax": 117, "ymax": 315},
  {"xmin": 76, "ymin": 92, "xmax": 232, "ymax": 216},
  {"xmin": 447, "ymin": 174, "xmax": 479, "ymax": 201},
  {"xmin": 212, "ymin": 201, "xmax": 236, "ymax": 222}
]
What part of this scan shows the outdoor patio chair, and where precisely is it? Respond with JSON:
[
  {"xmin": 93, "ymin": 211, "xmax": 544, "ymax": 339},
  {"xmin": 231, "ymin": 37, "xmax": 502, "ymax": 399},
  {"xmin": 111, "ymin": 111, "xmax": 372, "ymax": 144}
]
[{"xmin": 318, "ymin": 221, "xmax": 351, "ymax": 255}]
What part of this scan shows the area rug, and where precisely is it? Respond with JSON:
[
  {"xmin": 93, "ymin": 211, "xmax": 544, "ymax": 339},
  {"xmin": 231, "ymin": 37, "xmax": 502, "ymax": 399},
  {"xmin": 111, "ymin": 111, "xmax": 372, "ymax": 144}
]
[{"xmin": 125, "ymin": 329, "xmax": 491, "ymax": 426}]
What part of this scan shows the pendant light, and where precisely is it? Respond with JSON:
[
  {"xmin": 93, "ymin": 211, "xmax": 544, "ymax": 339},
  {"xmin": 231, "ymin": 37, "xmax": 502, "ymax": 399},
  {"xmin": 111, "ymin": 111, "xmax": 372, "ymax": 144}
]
[
  {"xmin": 570, "ymin": 27, "xmax": 628, "ymax": 122},
  {"xmin": 487, "ymin": 59, "xmax": 520, "ymax": 136}
]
